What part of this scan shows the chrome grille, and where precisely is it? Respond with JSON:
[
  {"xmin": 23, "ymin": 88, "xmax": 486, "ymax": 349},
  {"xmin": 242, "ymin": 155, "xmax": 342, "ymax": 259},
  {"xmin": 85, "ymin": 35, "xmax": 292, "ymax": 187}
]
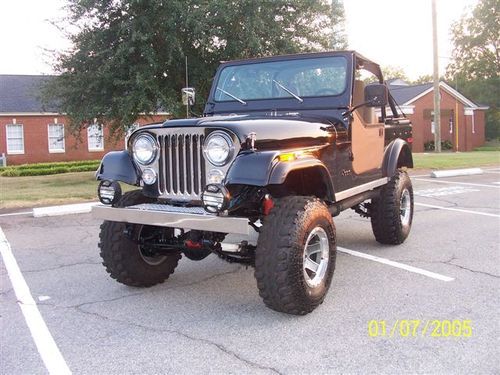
[{"xmin": 157, "ymin": 130, "xmax": 206, "ymax": 199}]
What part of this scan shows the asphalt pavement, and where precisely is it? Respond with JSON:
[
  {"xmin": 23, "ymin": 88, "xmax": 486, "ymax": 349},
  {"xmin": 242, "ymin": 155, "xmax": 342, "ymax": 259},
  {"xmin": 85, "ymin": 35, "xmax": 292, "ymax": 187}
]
[{"xmin": 1, "ymin": 168, "xmax": 499, "ymax": 374}]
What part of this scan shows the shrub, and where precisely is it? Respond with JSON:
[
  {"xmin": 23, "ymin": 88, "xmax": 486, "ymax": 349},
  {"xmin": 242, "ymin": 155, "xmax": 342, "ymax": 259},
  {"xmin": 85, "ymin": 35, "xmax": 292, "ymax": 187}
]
[
  {"xmin": 0, "ymin": 160, "xmax": 100, "ymax": 177},
  {"xmin": 424, "ymin": 140, "xmax": 454, "ymax": 151},
  {"xmin": 6, "ymin": 160, "xmax": 100, "ymax": 170}
]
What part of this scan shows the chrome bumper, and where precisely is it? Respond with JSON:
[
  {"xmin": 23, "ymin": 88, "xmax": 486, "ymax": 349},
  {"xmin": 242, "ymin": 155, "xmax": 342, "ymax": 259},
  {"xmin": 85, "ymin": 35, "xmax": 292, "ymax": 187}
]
[{"xmin": 92, "ymin": 203, "xmax": 251, "ymax": 235}]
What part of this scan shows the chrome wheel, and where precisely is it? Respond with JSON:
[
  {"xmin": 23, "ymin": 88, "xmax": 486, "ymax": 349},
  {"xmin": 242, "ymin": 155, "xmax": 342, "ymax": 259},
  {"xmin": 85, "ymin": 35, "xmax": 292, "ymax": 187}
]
[
  {"xmin": 139, "ymin": 251, "xmax": 166, "ymax": 266},
  {"xmin": 138, "ymin": 225, "xmax": 167, "ymax": 266},
  {"xmin": 303, "ymin": 227, "xmax": 330, "ymax": 288},
  {"xmin": 400, "ymin": 188, "xmax": 412, "ymax": 226}
]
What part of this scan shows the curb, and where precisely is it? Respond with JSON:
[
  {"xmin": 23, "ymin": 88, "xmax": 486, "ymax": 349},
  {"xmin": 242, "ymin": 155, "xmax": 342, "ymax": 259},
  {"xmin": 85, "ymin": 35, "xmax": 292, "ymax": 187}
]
[
  {"xmin": 32, "ymin": 202, "xmax": 99, "ymax": 218},
  {"xmin": 430, "ymin": 168, "xmax": 483, "ymax": 178}
]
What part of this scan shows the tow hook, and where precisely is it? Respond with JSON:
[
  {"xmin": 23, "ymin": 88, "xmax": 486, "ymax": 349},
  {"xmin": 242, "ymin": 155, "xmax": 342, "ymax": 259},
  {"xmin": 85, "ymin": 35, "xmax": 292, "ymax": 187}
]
[{"xmin": 262, "ymin": 194, "xmax": 274, "ymax": 215}]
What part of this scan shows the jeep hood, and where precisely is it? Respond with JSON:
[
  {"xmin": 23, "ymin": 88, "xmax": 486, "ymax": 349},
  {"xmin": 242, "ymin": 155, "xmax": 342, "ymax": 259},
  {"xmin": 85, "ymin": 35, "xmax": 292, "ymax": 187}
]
[{"xmin": 148, "ymin": 115, "xmax": 337, "ymax": 150}]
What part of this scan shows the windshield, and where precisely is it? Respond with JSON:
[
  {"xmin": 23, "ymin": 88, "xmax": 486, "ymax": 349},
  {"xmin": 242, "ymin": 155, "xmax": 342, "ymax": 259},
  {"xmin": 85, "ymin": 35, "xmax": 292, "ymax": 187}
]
[{"xmin": 214, "ymin": 56, "xmax": 347, "ymax": 103}]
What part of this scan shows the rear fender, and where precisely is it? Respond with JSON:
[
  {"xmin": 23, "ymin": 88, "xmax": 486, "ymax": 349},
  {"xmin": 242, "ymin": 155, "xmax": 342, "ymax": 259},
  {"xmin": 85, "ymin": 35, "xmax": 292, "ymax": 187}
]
[
  {"xmin": 382, "ymin": 139, "xmax": 413, "ymax": 177},
  {"xmin": 96, "ymin": 151, "xmax": 140, "ymax": 186}
]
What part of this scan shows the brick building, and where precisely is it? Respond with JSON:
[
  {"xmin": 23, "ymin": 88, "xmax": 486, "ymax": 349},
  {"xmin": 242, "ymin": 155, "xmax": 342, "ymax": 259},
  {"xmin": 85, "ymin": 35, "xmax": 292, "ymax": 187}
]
[
  {"xmin": 389, "ymin": 80, "xmax": 488, "ymax": 152},
  {"xmin": 0, "ymin": 75, "xmax": 169, "ymax": 165}
]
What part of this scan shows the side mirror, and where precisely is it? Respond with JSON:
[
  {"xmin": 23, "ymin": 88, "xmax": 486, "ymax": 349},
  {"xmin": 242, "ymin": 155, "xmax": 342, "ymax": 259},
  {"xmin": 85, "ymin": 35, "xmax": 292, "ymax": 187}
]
[
  {"xmin": 181, "ymin": 87, "xmax": 196, "ymax": 106},
  {"xmin": 364, "ymin": 84, "xmax": 388, "ymax": 107}
]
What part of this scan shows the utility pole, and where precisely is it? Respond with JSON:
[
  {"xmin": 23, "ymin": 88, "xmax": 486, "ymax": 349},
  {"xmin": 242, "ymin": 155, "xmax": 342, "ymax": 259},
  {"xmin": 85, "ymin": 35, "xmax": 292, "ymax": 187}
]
[
  {"xmin": 432, "ymin": 0, "xmax": 441, "ymax": 152},
  {"xmin": 185, "ymin": 56, "xmax": 189, "ymax": 119}
]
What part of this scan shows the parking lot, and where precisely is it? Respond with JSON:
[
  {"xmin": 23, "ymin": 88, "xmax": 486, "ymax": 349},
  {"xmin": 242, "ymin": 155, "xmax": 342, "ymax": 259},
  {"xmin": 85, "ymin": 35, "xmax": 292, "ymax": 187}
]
[{"xmin": 1, "ymin": 169, "xmax": 499, "ymax": 374}]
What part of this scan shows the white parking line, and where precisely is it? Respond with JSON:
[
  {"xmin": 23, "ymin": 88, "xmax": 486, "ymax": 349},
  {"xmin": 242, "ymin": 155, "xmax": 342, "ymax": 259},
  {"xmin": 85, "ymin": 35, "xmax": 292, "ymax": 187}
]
[
  {"xmin": 0, "ymin": 211, "xmax": 32, "ymax": 217},
  {"xmin": 410, "ymin": 174, "xmax": 432, "ymax": 178},
  {"xmin": 415, "ymin": 186, "xmax": 479, "ymax": 197},
  {"xmin": 414, "ymin": 178, "xmax": 500, "ymax": 189},
  {"xmin": 0, "ymin": 228, "xmax": 71, "ymax": 375},
  {"xmin": 338, "ymin": 247, "xmax": 454, "ymax": 282},
  {"xmin": 415, "ymin": 202, "xmax": 500, "ymax": 218}
]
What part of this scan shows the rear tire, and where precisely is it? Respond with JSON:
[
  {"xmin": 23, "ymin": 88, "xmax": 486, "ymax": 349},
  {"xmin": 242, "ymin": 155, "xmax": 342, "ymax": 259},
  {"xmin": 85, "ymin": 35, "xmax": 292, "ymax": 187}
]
[
  {"xmin": 99, "ymin": 190, "xmax": 181, "ymax": 287},
  {"xmin": 370, "ymin": 170, "xmax": 413, "ymax": 244},
  {"xmin": 255, "ymin": 196, "xmax": 336, "ymax": 315}
]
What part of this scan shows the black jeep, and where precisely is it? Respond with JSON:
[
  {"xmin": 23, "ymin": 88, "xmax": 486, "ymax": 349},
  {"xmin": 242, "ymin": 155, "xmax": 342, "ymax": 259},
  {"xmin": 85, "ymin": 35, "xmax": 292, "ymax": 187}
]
[{"xmin": 93, "ymin": 51, "xmax": 414, "ymax": 315}]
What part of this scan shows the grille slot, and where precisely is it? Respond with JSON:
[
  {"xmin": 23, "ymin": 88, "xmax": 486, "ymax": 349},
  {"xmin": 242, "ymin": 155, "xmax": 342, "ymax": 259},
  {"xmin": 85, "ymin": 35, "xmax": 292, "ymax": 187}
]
[{"xmin": 158, "ymin": 131, "xmax": 206, "ymax": 199}]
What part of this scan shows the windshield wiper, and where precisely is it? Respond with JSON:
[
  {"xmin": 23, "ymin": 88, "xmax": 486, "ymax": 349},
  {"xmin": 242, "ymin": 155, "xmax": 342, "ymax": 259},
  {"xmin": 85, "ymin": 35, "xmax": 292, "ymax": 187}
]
[
  {"xmin": 216, "ymin": 88, "xmax": 247, "ymax": 105},
  {"xmin": 273, "ymin": 80, "xmax": 303, "ymax": 103}
]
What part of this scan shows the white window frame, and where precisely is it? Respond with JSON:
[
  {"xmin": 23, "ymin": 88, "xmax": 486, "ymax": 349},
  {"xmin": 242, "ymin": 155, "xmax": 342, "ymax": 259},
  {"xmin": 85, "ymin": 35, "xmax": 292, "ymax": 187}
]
[
  {"xmin": 87, "ymin": 124, "xmax": 104, "ymax": 151},
  {"xmin": 48, "ymin": 123, "xmax": 65, "ymax": 153},
  {"xmin": 6, "ymin": 124, "xmax": 25, "ymax": 155},
  {"xmin": 465, "ymin": 108, "xmax": 475, "ymax": 134}
]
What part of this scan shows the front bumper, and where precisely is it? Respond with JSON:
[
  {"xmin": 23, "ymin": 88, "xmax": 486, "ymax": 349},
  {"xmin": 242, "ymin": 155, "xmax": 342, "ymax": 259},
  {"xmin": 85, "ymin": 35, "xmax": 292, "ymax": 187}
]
[{"xmin": 92, "ymin": 203, "xmax": 251, "ymax": 235}]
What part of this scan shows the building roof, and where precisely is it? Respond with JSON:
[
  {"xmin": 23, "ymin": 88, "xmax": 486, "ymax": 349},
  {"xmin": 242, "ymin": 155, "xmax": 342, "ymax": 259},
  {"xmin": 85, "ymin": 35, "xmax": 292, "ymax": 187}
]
[
  {"xmin": 389, "ymin": 82, "xmax": 433, "ymax": 106},
  {"xmin": 389, "ymin": 81, "xmax": 488, "ymax": 110},
  {"xmin": 0, "ymin": 74, "xmax": 58, "ymax": 113},
  {"xmin": 386, "ymin": 78, "xmax": 410, "ymax": 86}
]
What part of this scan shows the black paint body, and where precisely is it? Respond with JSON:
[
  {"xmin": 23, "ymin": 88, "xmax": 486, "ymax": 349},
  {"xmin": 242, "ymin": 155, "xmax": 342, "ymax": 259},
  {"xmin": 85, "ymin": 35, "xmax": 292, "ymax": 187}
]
[{"xmin": 97, "ymin": 51, "xmax": 413, "ymax": 203}]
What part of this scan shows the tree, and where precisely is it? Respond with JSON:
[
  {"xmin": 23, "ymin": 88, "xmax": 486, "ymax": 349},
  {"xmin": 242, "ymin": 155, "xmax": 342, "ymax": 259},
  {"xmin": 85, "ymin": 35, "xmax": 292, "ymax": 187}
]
[
  {"xmin": 330, "ymin": 0, "xmax": 348, "ymax": 50},
  {"xmin": 446, "ymin": 0, "xmax": 499, "ymax": 139},
  {"xmin": 412, "ymin": 74, "xmax": 434, "ymax": 85},
  {"xmin": 44, "ymin": 0, "xmax": 347, "ymax": 135},
  {"xmin": 381, "ymin": 66, "xmax": 409, "ymax": 82}
]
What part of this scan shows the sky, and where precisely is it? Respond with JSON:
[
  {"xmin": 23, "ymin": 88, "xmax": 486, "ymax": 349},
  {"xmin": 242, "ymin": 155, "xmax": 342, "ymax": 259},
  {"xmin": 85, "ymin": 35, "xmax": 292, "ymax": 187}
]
[{"xmin": 0, "ymin": 0, "xmax": 479, "ymax": 79}]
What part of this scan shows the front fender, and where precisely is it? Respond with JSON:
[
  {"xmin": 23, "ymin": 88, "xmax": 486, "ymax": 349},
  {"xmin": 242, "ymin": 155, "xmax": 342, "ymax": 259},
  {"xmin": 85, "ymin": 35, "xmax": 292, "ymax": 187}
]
[
  {"xmin": 382, "ymin": 139, "xmax": 413, "ymax": 177},
  {"xmin": 225, "ymin": 151, "xmax": 279, "ymax": 186},
  {"xmin": 269, "ymin": 157, "xmax": 335, "ymax": 201},
  {"xmin": 96, "ymin": 151, "xmax": 140, "ymax": 186},
  {"xmin": 225, "ymin": 151, "xmax": 334, "ymax": 201}
]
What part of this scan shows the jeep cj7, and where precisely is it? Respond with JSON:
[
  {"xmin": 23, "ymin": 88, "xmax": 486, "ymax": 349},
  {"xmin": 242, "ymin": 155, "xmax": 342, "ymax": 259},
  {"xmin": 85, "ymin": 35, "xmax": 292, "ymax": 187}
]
[{"xmin": 93, "ymin": 51, "xmax": 414, "ymax": 315}]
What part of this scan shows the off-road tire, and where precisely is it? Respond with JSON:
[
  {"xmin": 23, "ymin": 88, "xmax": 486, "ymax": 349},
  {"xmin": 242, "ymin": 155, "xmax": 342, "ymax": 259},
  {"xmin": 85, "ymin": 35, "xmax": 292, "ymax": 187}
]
[
  {"xmin": 99, "ymin": 190, "xmax": 181, "ymax": 287},
  {"xmin": 255, "ymin": 196, "xmax": 336, "ymax": 315},
  {"xmin": 370, "ymin": 170, "xmax": 413, "ymax": 244}
]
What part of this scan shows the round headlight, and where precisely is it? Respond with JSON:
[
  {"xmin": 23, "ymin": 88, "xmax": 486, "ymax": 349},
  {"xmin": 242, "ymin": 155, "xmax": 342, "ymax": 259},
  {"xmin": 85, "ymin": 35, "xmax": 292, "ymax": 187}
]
[
  {"xmin": 141, "ymin": 168, "xmax": 157, "ymax": 185},
  {"xmin": 132, "ymin": 134, "xmax": 158, "ymax": 165},
  {"xmin": 207, "ymin": 169, "xmax": 225, "ymax": 184},
  {"xmin": 203, "ymin": 132, "xmax": 234, "ymax": 166}
]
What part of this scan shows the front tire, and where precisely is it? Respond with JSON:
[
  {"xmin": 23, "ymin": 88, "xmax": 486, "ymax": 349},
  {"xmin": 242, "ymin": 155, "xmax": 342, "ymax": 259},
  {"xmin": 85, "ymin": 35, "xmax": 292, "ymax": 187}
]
[
  {"xmin": 370, "ymin": 170, "xmax": 414, "ymax": 244},
  {"xmin": 99, "ymin": 190, "xmax": 181, "ymax": 287},
  {"xmin": 255, "ymin": 196, "xmax": 336, "ymax": 315}
]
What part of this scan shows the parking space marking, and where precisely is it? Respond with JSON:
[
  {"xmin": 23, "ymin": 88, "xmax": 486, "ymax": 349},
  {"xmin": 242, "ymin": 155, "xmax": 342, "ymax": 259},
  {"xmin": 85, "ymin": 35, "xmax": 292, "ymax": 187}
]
[
  {"xmin": 415, "ymin": 202, "xmax": 500, "ymax": 218},
  {"xmin": 338, "ymin": 247, "xmax": 454, "ymax": 282},
  {"xmin": 414, "ymin": 178, "xmax": 500, "ymax": 189},
  {"xmin": 415, "ymin": 186, "xmax": 480, "ymax": 197},
  {"xmin": 0, "ymin": 211, "xmax": 33, "ymax": 217},
  {"xmin": 0, "ymin": 228, "xmax": 71, "ymax": 375},
  {"xmin": 410, "ymin": 174, "xmax": 432, "ymax": 178}
]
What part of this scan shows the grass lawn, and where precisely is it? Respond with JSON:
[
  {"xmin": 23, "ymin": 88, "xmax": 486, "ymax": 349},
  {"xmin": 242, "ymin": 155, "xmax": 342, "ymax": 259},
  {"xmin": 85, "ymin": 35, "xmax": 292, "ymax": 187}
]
[
  {"xmin": 413, "ymin": 151, "xmax": 500, "ymax": 170},
  {"xmin": 0, "ymin": 172, "xmax": 137, "ymax": 209},
  {"xmin": 0, "ymin": 172, "xmax": 99, "ymax": 209}
]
